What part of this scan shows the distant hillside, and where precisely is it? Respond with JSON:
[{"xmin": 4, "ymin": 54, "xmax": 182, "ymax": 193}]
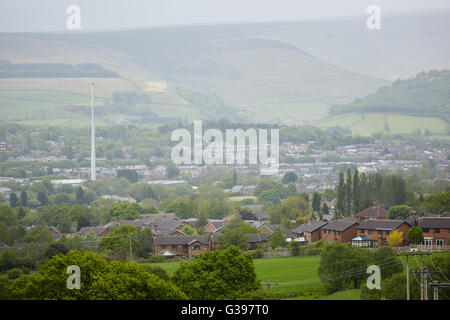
[
  {"xmin": 329, "ymin": 69, "xmax": 450, "ymax": 123},
  {"xmin": 0, "ymin": 60, "xmax": 118, "ymax": 78},
  {"xmin": 0, "ymin": 10, "xmax": 449, "ymax": 125}
]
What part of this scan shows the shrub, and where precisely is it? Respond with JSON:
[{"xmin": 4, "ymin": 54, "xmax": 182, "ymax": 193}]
[
  {"xmin": 148, "ymin": 255, "xmax": 166, "ymax": 263},
  {"xmin": 251, "ymin": 248, "xmax": 265, "ymax": 259},
  {"xmin": 6, "ymin": 268, "xmax": 22, "ymax": 280},
  {"xmin": 142, "ymin": 265, "xmax": 170, "ymax": 281}
]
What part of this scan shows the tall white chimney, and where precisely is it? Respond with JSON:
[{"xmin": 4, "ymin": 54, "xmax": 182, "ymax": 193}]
[{"xmin": 90, "ymin": 82, "xmax": 96, "ymax": 181}]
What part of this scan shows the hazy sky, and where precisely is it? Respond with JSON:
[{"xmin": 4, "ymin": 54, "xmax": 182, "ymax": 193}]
[{"xmin": 1, "ymin": 0, "xmax": 450, "ymax": 32}]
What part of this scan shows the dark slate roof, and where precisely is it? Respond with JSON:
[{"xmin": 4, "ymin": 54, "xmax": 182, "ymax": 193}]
[
  {"xmin": 118, "ymin": 220, "xmax": 144, "ymax": 228},
  {"xmin": 264, "ymin": 224, "xmax": 282, "ymax": 232},
  {"xmin": 243, "ymin": 233, "xmax": 269, "ymax": 243},
  {"xmin": 154, "ymin": 229, "xmax": 185, "ymax": 236},
  {"xmin": 151, "ymin": 218, "xmax": 183, "ymax": 230},
  {"xmin": 440, "ymin": 212, "xmax": 450, "ymax": 218},
  {"xmin": 321, "ymin": 219, "xmax": 358, "ymax": 232},
  {"xmin": 78, "ymin": 226, "xmax": 107, "ymax": 236},
  {"xmin": 208, "ymin": 220, "xmax": 226, "ymax": 229},
  {"xmin": 212, "ymin": 233, "xmax": 269, "ymax": 243},
  {"xmin": 355, "ymin": 205, "xmax": 387, "ymax": 219},
  {"xmin": 153, "ymin": 235, "xmax": 209, "ymax": 246},
  {"xmin": 291, "ymin": 221, "xmax": 328, "ymax": 234},
  {"xmin": 419, "ymin": 217, "xmax": 450, "ymax": 229},
  {"xmin": 357, "ymin": 219, "xmax": 406, "ymax": 231}
]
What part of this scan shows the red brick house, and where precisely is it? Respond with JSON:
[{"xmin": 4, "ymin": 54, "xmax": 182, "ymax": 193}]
[
  {"xmin": 204, "ymin": 220, "xmax": 226, "ymax": 234},
  {"xmin": 153, "ymin": 235, "xmax": 209, "ymax": 259},
  {"xmin": 291, "ymin": 221, "xmax": 328, "ymax": 244},
  {"xmin": 418, "ymin": 217, "xmax": 450, "ymax": 248},
  {"xmin": 354, "ymin": 204, "xmax": 387, "ymax": 222},
  {"xmin": 320, "ymin": 220, "xmax": 358, "ymax": 244},
  {"xmin": 356, "ymin": 219, "xmax": 411, "ymax": 247}
]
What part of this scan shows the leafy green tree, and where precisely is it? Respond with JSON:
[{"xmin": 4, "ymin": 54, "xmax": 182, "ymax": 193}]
[
  {"xmin": 258, "ymin": 189, "xmax": 281, "ymax": 206},
  {"xmin": 289, "ymin": 241, "xmax": 301, "ymax": 256},
  {"xmin": 270, "ymin": 229, "xmax": 287, "ymax": 248},
  {"xmin": 43, "ymin": 243, "xmax": 69, "ymax": 260},
  {"xmin": 166, "ymin": 165, "xmax": 180, "ymax": 179},
  {"xmin": 345, "ymin": 169, "xmax": 352, "ymax": 216},
  {"xmin": 312, "ymin": 192, "xmax": 321, "ymax": 213},
  {"xmin": 75, "ymin": 187, "xmax": 85, "ymax": 205},
  {"xmin": 54, "ymin": 193, "xmax": 70, "ymax": 205},
  {"xmin": 100, "ymin": 225, "xmax": 150, "ymax": 260},
  {"xmin": 217, "ymin": 216, "xmax": 258, "ymax": 251},
  {"xmin": 352, "ymin": 169, "xmax": 361, "ymax": 214},
  {"xmin": 109, "ymin": 202, "xmax": 140, "ymax": 220},
  {"xmin": 20, "ymin": 191, "xmax": 27, "ymax": 207},
  {"xmin": 372, "ymin": 246, "xmax": 403, "ymax": 280},
  {"xmin": 9, "ymin": 193, "xmax": 18, "ymax": 209},
  {"xmin": 0, "ymin": 205, "xmax": 17, "ymax": 226},
  {"xmin": 171, "ymin": 246, "xmax": 260, "ymax": 299},
  {"xmin": 181, "ymin": 225, "xmax": 197, "ymax": 235},
  {"xmin": 407, "ymin": 226, "xmax": 424, "ymax": 244},
  {"xmin": 117, "ymin": 169, "xmax": 139, "ymax": 183},
  {"xmin": 6, "ymin": 250, "xmax": 186, "ymax": 300},
  {"xmin": 386, "ymin": 205, "xmax": 410, "ymax": 220},
  {"xmin": 336, "ymin": 172, "xmax": 345, "ymax": 216},
  {"xmin": 321, "ymin": 203, "xmax": 329, "ymax": 216},
  {"xmin": 282, "ymin": 171, "xmax": 298, "ymax": 185},
  {"xmin": 37, "ymin": 191, "xmax": 48, "ymax": 206},
  {"xmin": 232, "ymin": 169, "xmax": 238, "ymax": 185},
  {"xmin": 318, "ymin": 243, "xmax": 372, "ymax": 293}
]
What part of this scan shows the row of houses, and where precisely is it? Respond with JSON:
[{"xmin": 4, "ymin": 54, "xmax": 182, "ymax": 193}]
[{"xmin": 74, "ymin": 206, "xmax": 450, "ymax": 259}]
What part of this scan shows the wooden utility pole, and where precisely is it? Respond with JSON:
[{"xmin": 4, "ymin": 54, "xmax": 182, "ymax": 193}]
[
  {"xmin": 429, "ymin": 281, "xmax": 450, "ymax": 300},
  {"xmin": 397, "ymin": 252, "xmax": 430, "ymax": 300},
  {"xmin": 420, "ymin": 255, "xmax": 424, "ymax": 300},
  {"xmin": 261, "ymin": 280, "xmax": 279, "ymax": 294},
  {"xmin": 406, "ymin": 255, "xmax": 410, "ymax": 300}
]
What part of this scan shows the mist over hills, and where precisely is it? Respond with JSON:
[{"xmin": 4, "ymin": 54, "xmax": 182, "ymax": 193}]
[{"xmin": 0, "ymin": 10, "xmax": 449, "ymax": 127}]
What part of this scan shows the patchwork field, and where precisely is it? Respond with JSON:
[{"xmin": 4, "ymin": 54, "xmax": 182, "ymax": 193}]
[{"xmin": 316, "ymin": 113, "xmax": 448, "ymax": 136}]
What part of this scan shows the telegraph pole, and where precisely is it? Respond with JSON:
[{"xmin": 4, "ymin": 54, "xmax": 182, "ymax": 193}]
[
  {"xmin": 411, "ymin": 267, "xmax": 439, "ymax": 300},
  {"xmin": 261, "ymin": 280, "xmax": 279, "ymax": 294},
  {"xmin": 406, "ymin": 255, "xmax": 410, "ymax": 300},
  {"xmin": 420, "ymin": 255, "xmax": 424, "ymax": 300},
  {"xmin": 397, "ymin": 252, "xmax": 430, "ymax": 300},
  {"xmin": 429, "ymin": 281, "xmax": 450, "ymax": 300}
]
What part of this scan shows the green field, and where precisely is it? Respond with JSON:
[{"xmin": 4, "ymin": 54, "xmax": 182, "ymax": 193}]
[
  {"xmin": 317, "ymin": 113, "xmax": 448, "ymax": 136},
  {"xmin": 147, "ymin": 255, "xmax": 330, "ymax": 299}
]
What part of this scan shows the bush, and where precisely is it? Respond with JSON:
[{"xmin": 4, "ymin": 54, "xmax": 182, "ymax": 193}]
[
  {"xmin": 251, "ymin": 248, "xmax": 265, "ymax": 259},
  {"xmin": 142, "ymin": 265, "xmax": 170, "ymax": 281},
  {"xmin": 6, "ymin": 268, "xmax": 22, "ymax": 280},
  {"xmin": 148, "ymin": 255, "xmax": 166, "ymax": 263},
  {"xmin": 21, "ymin": 267, "xmax": 30, "ymax": 275}
]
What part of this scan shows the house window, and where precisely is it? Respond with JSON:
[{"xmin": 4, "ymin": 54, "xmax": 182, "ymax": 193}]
[
  {"xmin": 360, "ymin": 229, "xmax": 365, "ymax": 234},
  {"xmin": 435, "ymin": 228, "xmax": 440, "ymax": 233},
  {"xmin": 192, "ymin": 245, "xmax": 202, "ymax": 250},
  {"xmin": 422, "ymin": 228, "xmax": 429, "ymax": 233},
  {"xmin": 436, "ymin": 239, "xmax": 443, "ymax": 246},
  {"xmin": 377, "ymin": 231, "xmax": 382, "ymax": 235},
  {"xmin": 369, "ymin": 230, "xmax": 373, "ymax": 235},
  {"xmin": 422, "ymin": 237, "xmax": 433, "ymax": 247}
]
